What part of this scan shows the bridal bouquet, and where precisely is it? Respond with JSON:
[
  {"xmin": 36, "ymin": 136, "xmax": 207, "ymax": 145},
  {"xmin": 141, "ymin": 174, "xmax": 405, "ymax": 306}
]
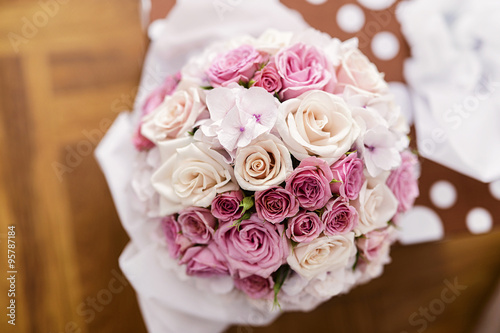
[{"xmin": 128, "ymin": 29, "xmax": 419, "ymax": 313}]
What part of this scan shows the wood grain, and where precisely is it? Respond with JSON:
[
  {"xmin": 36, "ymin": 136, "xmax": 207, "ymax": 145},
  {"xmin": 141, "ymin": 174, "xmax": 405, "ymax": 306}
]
[{"xmin": 0, "ymin": 1, "xmax": 499, "ymax": 333}]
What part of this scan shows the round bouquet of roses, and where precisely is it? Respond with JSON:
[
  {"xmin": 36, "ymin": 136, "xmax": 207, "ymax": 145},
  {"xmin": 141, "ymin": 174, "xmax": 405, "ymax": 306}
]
[{"xmin": 130, "ymin": 29, "xmax": 419, "ymax": 310}]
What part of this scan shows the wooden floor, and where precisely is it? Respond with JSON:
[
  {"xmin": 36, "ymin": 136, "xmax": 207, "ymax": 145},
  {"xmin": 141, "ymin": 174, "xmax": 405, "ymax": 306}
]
[{"xmin": 0, "ymin": 1, "xmax": 499, "ymax": 332}]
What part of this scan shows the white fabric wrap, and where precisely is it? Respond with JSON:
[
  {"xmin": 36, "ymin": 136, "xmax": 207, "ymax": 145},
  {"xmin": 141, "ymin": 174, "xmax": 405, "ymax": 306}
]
[{"xmin": 397, "ymin": 0, "xmax": 500, "ymax": 183}]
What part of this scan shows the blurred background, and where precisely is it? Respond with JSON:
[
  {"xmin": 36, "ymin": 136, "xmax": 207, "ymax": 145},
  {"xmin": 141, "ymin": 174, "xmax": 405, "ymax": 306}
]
[{"xmin": 0, "ymin": 0, "xmax": 499, "ymax": 332}]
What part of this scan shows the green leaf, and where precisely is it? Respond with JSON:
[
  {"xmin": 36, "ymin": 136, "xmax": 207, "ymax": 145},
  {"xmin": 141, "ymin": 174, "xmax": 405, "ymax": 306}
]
[
  {"xmin": 248, "ymin": 79, "xmax": 256, "ymax": 87},
  {"xmin": 346, "ymin": 150, "xmax": 357, "ymax": 155},
  {"xmin": 200, "ymin": 85, "xmax": 214, "ymax": 90},
  {"xmin": 272, "ymin": 265, "xmax": 291, "ymax": 310},
  {"xmin": 387, "ymin": 220, "xmax": 400, "ymax": 230},
  {"xmin": 240, "ymin": 195, "xmax": 254, "ymax": 212},
  {"xmin": 241, "ymin": 210, "xmax": 252, "ymax": 220},
  {"xmin": 330, "ymin": 178, "xmax": 342, "ymax": 184},
  {"xmin": 238, "ymin": 80, "xmax": 250, "ymax": 88},
  {"xmin": 187, "ymin": 127, "xmax": 199, "ymax": 136},
  {"xmin": 232, "ymin": 211, "xmax": 252, "ymax": 231},
  {"xmin": 314, "ymin": 208, "xmax": 324, "ymax": 218},
  {"xmin": 231, "ymin": 220, "xmax": 242, "ymax": 231},
  {"xmin": 352, "ymin": 250, "xmax": 360, "ymax": 271}
]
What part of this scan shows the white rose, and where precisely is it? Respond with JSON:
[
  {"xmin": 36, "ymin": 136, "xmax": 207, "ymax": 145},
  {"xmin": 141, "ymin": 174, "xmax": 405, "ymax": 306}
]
[
  {"xmin": 352, "ymin": 179, "xmax": 398, "ymax": 235},
  {"xmin": 276, "ymin": 90, "xmax": 360, "ymax": 164},
  {"xmin": 335, "ymin": 47, "xmax": 389, "ymax": 94},
  {"xmin": 141, "ymin": 81, "xmax": 207, "ymax": 143},
  {"xmin": 305, "ymin": 267, "xmax": 357, "ymax": 299},
  {"xmin": 253, "ymin": 29, "xmax": 293, "ymax": 54},
  {"xmin": 280, "ymin": 272, "xmax": 309, "ymax": 297},
  {"xmin": 287, "ymin": 233, "xmax": 356, "ymax": 280},
  {"xmin": 278, "ymin": 289, "xmax": 323, "ymax": 312},
  {"xmin": 152, "ymin": 137, "xmax": 239, "ymax": 215},
  {"xmin": 234, "ymin": 134, "xmax": 293, "ymax": 191}
]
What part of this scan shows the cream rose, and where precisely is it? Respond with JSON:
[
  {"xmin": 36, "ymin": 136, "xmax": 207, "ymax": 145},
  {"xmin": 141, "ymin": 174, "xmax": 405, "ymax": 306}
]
[
  {"xmin": 287, "ymin": 233, "xmax": 356, "ymax": 280},
  {"xmin": 352, "ymin": 179, "xmax": 398, "ymax": 235},
  {"xmin": 152, "ymin": 137, "xmax": 239, "ymax": 215},
  {"xmin": 276, "ymin": 90, "xmax": 360, "ymax": 164},
  {"xmin": 253, "ymin": 29, "xmax": 293, "ymax": 54},
  {"xmin": 335, "ymin": 48, "xmax": 389, "ymax": 94},
  {"xmin": 234, "ymin": 134, "xmax": 293, "ymax": 191},
  {"xmin": 141, "ymin": 82, "xmax": 207, "ymax": 143}
]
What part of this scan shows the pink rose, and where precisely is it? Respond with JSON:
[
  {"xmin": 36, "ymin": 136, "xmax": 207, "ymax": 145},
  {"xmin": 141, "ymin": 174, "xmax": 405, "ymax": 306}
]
[
  {"xmin": 275, "ymin": 43, "xmax": 336, "ymax": 100},
  {"xmin": 142, "ymin": 73, "xmax": 181, "ymax": 115},
  {"xmin": 179, "ymin": 242, "xmax": 229, "ymax": 277},
  {"xmin": 211, "ymin": 191, "xmax": 244, "ymax": 223},
  {"xmin": 178, "ymin": 207, "xmax": 216, "ymax": 244},
  {"xmin": 285, "ymin": 157, "xmax": 333, "ymax": 210},
  {"xmin": 357, "ymin": 228, "xmax": 392, "ymax": 261},
  {"xmin": 215, "ymin": 213, "xmax": 288, "ymax": 278},
  {"xmin": 132, "ymin": 126, "xmax": 156, "ymax": 151},
  {"xmin": 386, "ymin": 150, "xmax": 419, "ymax": 213},
  {"xmin": 255, "ymin": 186, "xmax": 299, "ymax": 224},
  {"xmin": 322, "ymin": 197, "xmax": 358, "ymax": 236},
  {"xmin": 234, "ymin": 275, "xmax": 274, "ymax": 299},
  {"xmin": 162, "ymin": 215, "xmax": 192, "ymax": 259},
  {"xmin": 133, "ymin": 73, "xmax": 180, "ymax": 151},
  {"xmin": 207, "ymin": 45, "xmax": 263, "ymax": 87},
  {"xmin": 285, "ymin": 210, "xmax": 323, "ymax": 243},
  {"xmin": 335, "ymin": 48, "xmax": 388, "ymax": 94},
  {"xmin": 252, "ymin": 61, "xmax": 282, "ymax": 94},
  {"xmin": 330, "ymin": 152, "xmax": 365, "ymax": 200},
  {"xmin": 356, "ymin": 227, "xmax": 395, "ymax": 280}
]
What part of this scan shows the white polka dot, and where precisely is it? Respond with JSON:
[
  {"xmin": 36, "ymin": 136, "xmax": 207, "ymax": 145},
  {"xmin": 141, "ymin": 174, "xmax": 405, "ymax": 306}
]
[
  {"xmin": 430, "ymin": 180, "xmax": 457, "ymax": 209},
  {"xmin": 371, "ymin": 31, "xmax": 400, "ymax": 60},
  {"xmin": 357, "ymin": 0, "xmax": 396, "ymax": 10},
  {"xmin": 398, "ymin": 206, "xmax": 444, "ymax": 244},
  {"xmin": 336, "ymin": 4, "xmax": 365, "ymax": 33},
  {"xmin": 489, "ymin": 180, "xmax": 500, "ymax": 200},
  {"xmin": 466, "ymin": 208, "xmax": 493, "ymax": 234},
  {"xmin": 306, "ymin": 0, "xmax": 327, "ymax": 5}
]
